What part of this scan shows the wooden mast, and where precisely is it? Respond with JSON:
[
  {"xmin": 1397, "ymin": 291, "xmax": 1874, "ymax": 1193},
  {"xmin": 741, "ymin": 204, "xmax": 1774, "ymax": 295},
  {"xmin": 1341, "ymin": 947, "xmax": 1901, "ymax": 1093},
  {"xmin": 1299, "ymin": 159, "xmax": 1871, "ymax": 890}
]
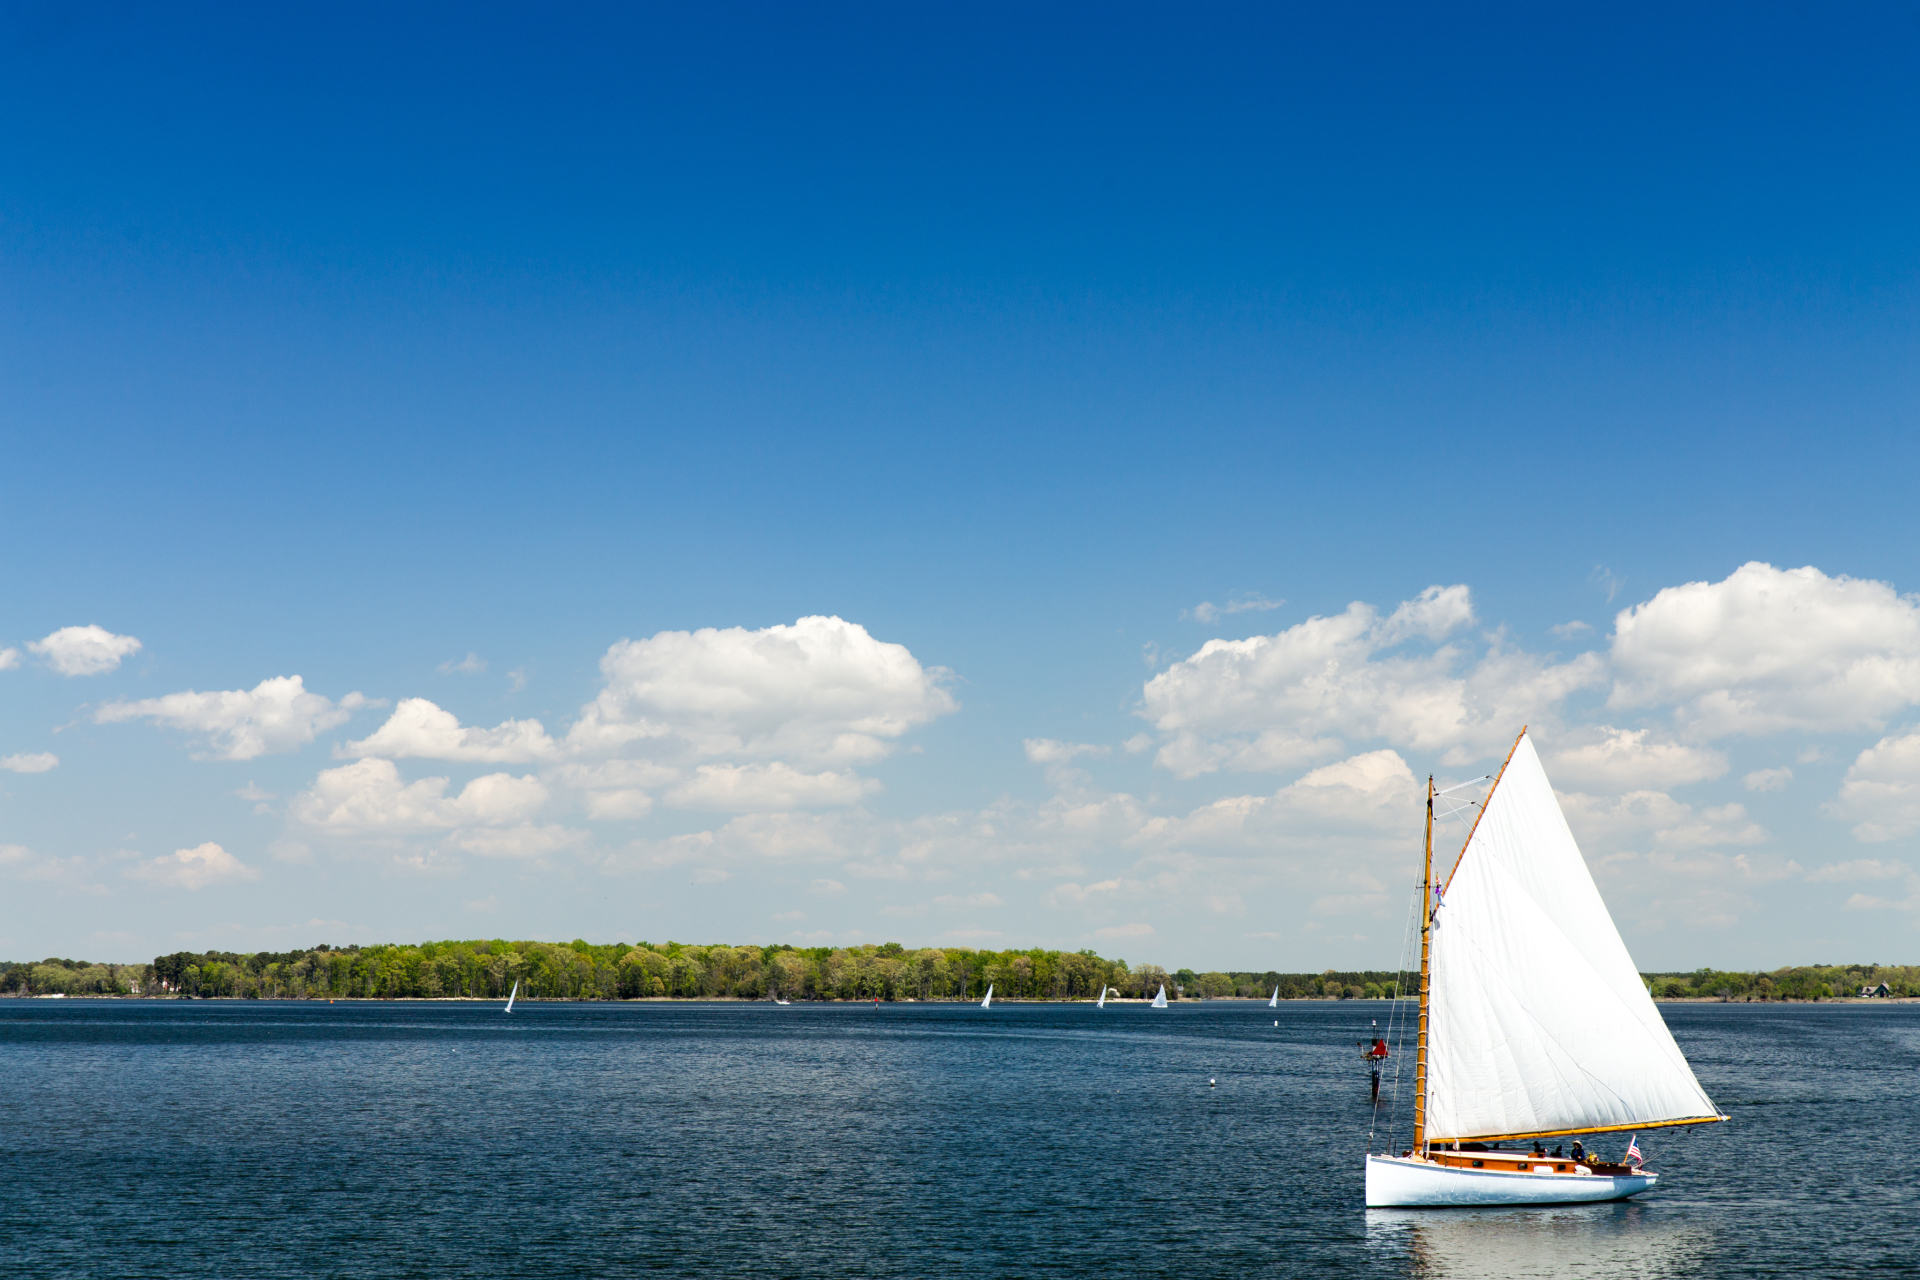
[{"xmin": 1412, "ymin": 774, "xmax": 1434, "ymax": 1157}]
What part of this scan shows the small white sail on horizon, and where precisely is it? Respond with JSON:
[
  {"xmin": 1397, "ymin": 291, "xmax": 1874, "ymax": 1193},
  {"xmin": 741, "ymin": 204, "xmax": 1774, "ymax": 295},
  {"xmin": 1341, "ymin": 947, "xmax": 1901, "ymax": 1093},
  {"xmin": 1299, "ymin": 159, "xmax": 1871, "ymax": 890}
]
[
  {"xmin": 1097, "ymin": 985, "xmax": 1108, "ymax": 1009},
  {"xmin": 981, "ymin": 983, "xmax": 993, "ymax": 1009},
  {"xmin": 504, "ymin": 980, "xmax": 517, "ymax": 1014},
  {"xmin": 1151, "ymin": 984, "xmax": 1168, "ymax": 1009},
  {"xmin": 1267, "ymin": 985, "xmax": 1279, "ymax": 1008}
]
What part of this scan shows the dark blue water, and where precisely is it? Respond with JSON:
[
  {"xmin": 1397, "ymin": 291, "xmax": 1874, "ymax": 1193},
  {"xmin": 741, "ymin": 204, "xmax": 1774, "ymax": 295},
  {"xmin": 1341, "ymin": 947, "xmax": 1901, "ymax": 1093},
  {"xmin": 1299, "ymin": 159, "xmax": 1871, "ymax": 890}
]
[{"xmin": 0, "ymin": 1000, "xmax": 1912, "ymax": 1277}]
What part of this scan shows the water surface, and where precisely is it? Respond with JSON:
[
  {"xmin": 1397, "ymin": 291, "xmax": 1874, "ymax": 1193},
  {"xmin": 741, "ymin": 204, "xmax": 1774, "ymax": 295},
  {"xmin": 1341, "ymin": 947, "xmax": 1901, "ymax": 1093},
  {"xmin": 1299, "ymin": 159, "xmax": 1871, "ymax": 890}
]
[{"xmin": 1, "ymin": 999, "xmax": 1910, "ymax": 1277}]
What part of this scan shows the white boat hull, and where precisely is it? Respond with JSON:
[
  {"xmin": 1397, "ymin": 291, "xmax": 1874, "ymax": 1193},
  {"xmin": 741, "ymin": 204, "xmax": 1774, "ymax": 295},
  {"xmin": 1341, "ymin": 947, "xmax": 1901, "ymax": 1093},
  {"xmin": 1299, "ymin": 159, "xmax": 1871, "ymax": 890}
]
[{"xmin": 1364, "ymin": 1155, "xmax": 1655, "ymax": 1208}]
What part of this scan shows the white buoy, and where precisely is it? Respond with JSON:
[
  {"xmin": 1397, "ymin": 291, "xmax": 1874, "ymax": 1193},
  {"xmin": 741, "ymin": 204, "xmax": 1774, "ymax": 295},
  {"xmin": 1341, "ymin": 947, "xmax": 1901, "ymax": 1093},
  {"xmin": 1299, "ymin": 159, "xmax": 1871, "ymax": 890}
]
[{"xmin": 1209, "ymin": 1078, "xmax": 1216, "ymax": 1087}]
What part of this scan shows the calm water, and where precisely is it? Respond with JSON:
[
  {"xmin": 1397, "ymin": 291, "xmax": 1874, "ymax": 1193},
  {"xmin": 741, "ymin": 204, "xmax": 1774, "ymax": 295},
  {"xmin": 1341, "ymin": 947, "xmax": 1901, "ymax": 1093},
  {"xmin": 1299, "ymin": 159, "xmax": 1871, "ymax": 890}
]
[{"xmin": 0, "ymin": 999, "xmax": 1912, "ymax": 1277}]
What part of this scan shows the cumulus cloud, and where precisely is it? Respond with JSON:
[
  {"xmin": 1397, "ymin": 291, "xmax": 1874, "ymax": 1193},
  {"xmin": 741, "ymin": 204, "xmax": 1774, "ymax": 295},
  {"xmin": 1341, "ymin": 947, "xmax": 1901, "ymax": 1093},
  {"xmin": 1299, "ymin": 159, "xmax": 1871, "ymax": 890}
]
[
  {"xmin": 1544, "ymin": 728, "xmax": 1726, "ymax": 791},
  {"xmin": 664, "ymin": 762, "xmax": 881, "ymax": 812},
  {"xmin": 1557, "ymin": 790, "xmax": 1768, "ymax": 850},
  {"xmin": 1151, "ymin": 749, "xmax": 1422, "ymax": 848},
  {"xmin": 29, "ymin": 625, "xmax": 142, "ymax": 676},
  {"xmin": 0, "ymin": 647, "xmax": 19, "ymax": 670},
  {"xmin": 439, "ymin": 652, "xmax": 487, "ymax": 674},
  {"xmin": 1185, "ymin": 594, "xmax": 1284, "ymax": 624},
  {"xmin": 291, "ymin": 758, "xmax": 549, "ymax": 831},
  {"xmin": 1609, "ymin": 563, "xmax": 1920, "ymax": 738},
  {"xmin": 341, "ymin": 698, "xmax": 558, "ymax": 763},
  {"xmin": 1141, "ymin": 586, "xmax": 1603, "ymax": 776},
  {"xmin": 1023, "ymin": 739, "xmax": 1111, "ymax": 764},
  {"xmin": 1743, "ymin": 767, "xmax": 1792, "ymax": 792},
  {"xmin": 97, "ymin": 676, "xmax": 378, "ymax": 761},
  {"xmin": 1804, "ymin": 858, "xmax": 1911, "ymax": 883},
  {"xmin": 127, "ymin": 842, "xmax": 259, "ymax": 890},
  {"xmin": 0, "ymin": 752, "xmax": 58, "ymax": 773},
  {"xmin": 565, "ymin": 615, "xmax": 956, "ymax": 765},
  {"xmin": 445, "ymin": 824, "xmax": 585, "ymax": 859},
  {"xmin": 1827, "ymin": 731, "xmax": 1920, "ymax": 842}
]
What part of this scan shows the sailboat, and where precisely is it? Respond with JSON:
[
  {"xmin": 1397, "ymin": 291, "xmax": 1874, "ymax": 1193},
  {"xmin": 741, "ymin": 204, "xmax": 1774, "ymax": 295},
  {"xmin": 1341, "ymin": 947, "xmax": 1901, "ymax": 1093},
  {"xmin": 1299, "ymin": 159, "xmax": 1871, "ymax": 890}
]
[
  {"xmin": 1267, "ymin": 985, "xmax": 1279, "ymax": 1008},
  {"xmin": 504, "ymin": 980, "xmax": 517, "ymax": 1014},
  {"xmin": 1097, "ymin": 985, "xmax": 1109, "ymax": 1009},
  {"xmin": 1150, "ymin": 984, "xmax": 1168, "ymax": 1009},
  {"xmin": 1365, "ymin": 729, "xmax": 1726, "ymax": 1208},
  {"xmin": 980, "ymin": 983, "xmax": 994, "ymax": 1009}
]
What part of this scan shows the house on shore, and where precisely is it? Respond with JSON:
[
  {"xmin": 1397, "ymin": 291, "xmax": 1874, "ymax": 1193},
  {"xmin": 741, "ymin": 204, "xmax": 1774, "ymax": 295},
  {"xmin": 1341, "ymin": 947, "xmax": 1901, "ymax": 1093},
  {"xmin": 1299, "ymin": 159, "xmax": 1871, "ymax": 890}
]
[{"xmin": 1858, "ymin": 982, "xmax": 1893, "ymax": 998}]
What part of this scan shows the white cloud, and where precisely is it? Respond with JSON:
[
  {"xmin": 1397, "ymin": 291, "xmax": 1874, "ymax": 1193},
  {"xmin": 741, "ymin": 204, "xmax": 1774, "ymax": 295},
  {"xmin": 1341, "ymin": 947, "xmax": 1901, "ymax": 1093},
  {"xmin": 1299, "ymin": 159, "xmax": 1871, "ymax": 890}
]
[
  {"xmin": 1185, "ymin": 594, "xmax": 1284, "ymax": 624},
  {"xmin": 1827, "ymin": 731, "xmax": 1920, "ymax": 842},
  {"xmin": 291, "ymin": 758, "xmax": 548, "ymax": 831},
  {"xmin": 235, "ymin": 782, "xmax": 275, "ymax": 801},
  {"xmin": 1550, "ymin": 620, "xmax": 1592, "ymax": 638},
  {"xmin": 439, "ymin": 652, "xmax": 487, "ymax": 674},
  {"xmin": 1804, "ymin": 858, "xmax": 1911, "ymax": 883},
  {"xmin": 1544, "ymin": 728, "xmax": 1726, "ymax": 791},
  {"xmin": 0, "ymin": 752, "xmax": 58, "ymax": 773},
  {"xmin": 934, "ymin": 892, "xmax": 1002, "ymax": 908},
  {"xmin": 127, "ymin": 842, "xmax": 259, "ymax": 890},
  {"xmin": 0, "ymin": 647, "xmax": 19, "ymax": 670},
  {"xmin": 1043, "ymin": 878, "xmax": 1125, "ymax": 906},
  {"xmin": 1609, "ymin": 563, "xmax": 1920, "ymax": 738},
  {"xmin": 1151, "ymin": 750, "xmax": 1422, "ymax": 849},
  {"xmin": 808, "ymin": 878, "xmax": 846, "ymax": 895},
  {"xmin": 98, "ymin": 676, "xmax": 378, "ymax": 761},
  {"xmin": 664, "ymin": 762, "xmax": 880, "ymax": 811},
  {"xmin": 342, "ymin": 698, "xmax": 558, "ymax": 763},
  {"xmin": 1743, "ymin": 767, "xmax": 1792, "ymax": 792},
  {"xmin": 29, "ymin": 625, "xmax": 142, "ymax": 676},
  {"xmin": 1091, "ymin": 921, "xmax": 1155, "ymax": 939},
  {"xmin": 1022, "ymin": 738, "xmax": 1111, "ymax": 764},
  {"xmin": 565, "ymin": 615, "xmax": 956, "ymax": 765},
  {"xmin": 1141, "ymin": 585, "xmax": 1604, "ymax": 776},
  {"xmin": 445, "ymin": 824, "xmax": 585, "ymax": 859},
  {"xmin": 1557, "ymin": 790, "xmax": 1768, "ymax": 850}
]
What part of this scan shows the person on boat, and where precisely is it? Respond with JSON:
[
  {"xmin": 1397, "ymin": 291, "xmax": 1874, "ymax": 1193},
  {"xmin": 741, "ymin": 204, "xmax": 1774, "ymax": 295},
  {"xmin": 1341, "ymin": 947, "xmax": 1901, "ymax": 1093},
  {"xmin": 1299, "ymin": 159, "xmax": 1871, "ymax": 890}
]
[
  {"xmin": 1550, "ymin": 1144, "xmax": 1564, "ymax": 1158},
  {"xmin": 1531, "ymin": 1142, "xmax": 1546, "ymax": 1157},
  {"xmin": 1570, "ymin": 1140, "xmax": 1585, "ymax": 1163}
]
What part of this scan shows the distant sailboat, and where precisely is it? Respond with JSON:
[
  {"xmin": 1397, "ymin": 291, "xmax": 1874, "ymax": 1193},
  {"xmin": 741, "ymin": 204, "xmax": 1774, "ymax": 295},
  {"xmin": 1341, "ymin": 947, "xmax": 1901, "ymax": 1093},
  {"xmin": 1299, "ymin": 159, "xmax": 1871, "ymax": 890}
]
[
  {"xmin": 504, "ymin": 980, "xmax": 518, "ymax": 1014},
  {"xmin": 1097, "ymin": 985, "xmax": 1108, "ymax": 1009},
  {"xmin": 1151, "ymin": 984, "xmax": 1168, "ymax": 1009},
  {"xmin": 1268, "ymin": 986, "xmax": 1280, "ymax": 1008},
  {"xmin": 981, "ymin": 984, "xmax": 994, "ymax": 1009}
]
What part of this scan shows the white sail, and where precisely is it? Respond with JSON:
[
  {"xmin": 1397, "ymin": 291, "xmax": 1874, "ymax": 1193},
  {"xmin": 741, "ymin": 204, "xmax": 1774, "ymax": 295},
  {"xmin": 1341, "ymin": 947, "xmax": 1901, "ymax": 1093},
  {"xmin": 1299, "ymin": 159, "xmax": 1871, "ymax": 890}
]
[
  {"xmin": 1268, "ymin": 985, "xmax": 1279, "ymax": 1008},
  {"xmin": 1097, "ymin": 985, "xmax": 1107, "ymax": 1009},
  {"xmin": 981, "ymin": 983, "xmax": 993, "ymax": 1008},
  {"xmin": 504, "ymin": 979, "xmax": 517, "ymax": 1014},
  {"xmin": 1151, "ymin": 984, "xmax": 1168, "ymax": 1009},
  {"xmin": 1425, "ymin": 733, "xmax": 1722, "ymax": 1142}
]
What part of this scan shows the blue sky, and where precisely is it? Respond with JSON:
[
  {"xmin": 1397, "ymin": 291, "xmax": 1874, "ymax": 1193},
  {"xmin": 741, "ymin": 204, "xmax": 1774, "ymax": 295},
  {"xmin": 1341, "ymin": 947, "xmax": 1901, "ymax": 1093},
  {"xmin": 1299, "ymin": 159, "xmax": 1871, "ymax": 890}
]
[{"xmin": 5, "ymin": 3, "xmax": 1920, "ymax": 970}]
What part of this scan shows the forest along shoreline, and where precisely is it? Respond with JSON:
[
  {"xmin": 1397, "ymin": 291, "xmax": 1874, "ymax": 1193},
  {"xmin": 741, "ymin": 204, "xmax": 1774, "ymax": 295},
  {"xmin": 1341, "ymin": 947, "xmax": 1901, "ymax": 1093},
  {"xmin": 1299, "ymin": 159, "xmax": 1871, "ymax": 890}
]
[{"xmin": 4, "ymin": 941, "xmax": 1915, "ymax": 1004}]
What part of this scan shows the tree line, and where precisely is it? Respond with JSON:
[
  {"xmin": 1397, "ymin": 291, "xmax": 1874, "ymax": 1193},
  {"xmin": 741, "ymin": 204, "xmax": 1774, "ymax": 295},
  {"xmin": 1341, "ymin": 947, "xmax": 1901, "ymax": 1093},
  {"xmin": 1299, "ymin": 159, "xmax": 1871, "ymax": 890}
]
[{"xmin": 1, "ymin": 947, "xmax": 1913, "ymax": 1001}]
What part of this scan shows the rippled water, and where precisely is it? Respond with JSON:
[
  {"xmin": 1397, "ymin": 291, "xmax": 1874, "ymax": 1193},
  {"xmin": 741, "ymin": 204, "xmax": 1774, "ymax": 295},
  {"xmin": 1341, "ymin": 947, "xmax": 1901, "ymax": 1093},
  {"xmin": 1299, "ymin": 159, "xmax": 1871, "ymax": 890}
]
[{"xmin": 0, "ymin": 999, "xmax": 1912, "ymax": 1277}]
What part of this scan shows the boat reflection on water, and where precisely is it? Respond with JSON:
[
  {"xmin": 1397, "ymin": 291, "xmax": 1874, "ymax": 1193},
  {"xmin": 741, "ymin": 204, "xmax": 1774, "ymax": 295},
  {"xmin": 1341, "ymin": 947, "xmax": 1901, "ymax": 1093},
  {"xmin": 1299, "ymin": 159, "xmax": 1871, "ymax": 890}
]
[{"xmin": 1367, "ymin": 1203, "xmax": 1713, "ymax": 1280}]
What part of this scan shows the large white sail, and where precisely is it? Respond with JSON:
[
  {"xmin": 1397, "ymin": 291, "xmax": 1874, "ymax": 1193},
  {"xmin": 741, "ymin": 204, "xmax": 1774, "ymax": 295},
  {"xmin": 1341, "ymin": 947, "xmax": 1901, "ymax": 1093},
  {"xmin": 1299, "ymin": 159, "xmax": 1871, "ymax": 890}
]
[
  {"xmin": 1151, "ymin": 984, "xmax": 1168, "ymax": 1009},
  {"xmin": 1425, "ymin": 734, "xmax": 1721, "ymax": 1142}
]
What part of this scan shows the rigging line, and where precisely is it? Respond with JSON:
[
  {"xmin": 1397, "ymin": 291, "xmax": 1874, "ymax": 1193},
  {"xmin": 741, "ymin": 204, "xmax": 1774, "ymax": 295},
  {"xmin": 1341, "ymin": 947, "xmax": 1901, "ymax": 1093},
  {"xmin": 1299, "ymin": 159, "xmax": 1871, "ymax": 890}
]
[{"xmin": 1436, "ymin": 775, "xmax": 1493, "ymax": 797}]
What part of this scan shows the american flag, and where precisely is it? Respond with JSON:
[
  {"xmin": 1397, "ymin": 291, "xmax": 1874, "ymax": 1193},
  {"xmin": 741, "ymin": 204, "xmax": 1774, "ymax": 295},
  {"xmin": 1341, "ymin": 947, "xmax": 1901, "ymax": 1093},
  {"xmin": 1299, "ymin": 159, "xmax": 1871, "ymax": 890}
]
[{"xmin": 1624, "ymin": 1136, "xmax": 1643, "ymax": 1168}]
